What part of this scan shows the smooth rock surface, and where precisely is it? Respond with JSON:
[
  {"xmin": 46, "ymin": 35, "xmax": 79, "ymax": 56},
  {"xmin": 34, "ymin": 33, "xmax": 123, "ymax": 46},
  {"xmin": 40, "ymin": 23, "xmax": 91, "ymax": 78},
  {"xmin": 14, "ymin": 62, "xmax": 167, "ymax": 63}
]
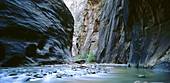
[
  {"xmin": 0, "ymin": 0, "xmax": 74, "ymax": 66},
  {"xmin": 96, "ymin": 0, "xmax": 170, "ymax": 71}
]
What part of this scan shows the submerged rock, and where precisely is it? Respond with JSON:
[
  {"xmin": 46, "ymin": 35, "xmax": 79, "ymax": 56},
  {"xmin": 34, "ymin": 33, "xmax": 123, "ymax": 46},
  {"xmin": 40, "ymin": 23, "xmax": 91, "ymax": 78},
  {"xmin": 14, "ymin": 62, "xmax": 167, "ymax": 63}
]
[
  {"xmin": 138, "ymin": 75, "xmax": 145, "ymax": 78},
  {"xmin": 56, "ymin": 74, "xmax": 62, "ymax": 78},
  {"xmin": 9, "ymin": 73, "xmax": 18, "ymax": 76},
  {"xmin": 134, "ymin": 81, "xmax": 143, "ymax": 83},
  {"xmin": 33, "ymin": 74, "xmax": 43, "ymax": 78},
  {"xmin": 24, "ymin": 78, "xmax": 31, "ymax": 82},
  {"xmin": 0, "ymin": 0, "xmax": 74, "ymax": 67}
]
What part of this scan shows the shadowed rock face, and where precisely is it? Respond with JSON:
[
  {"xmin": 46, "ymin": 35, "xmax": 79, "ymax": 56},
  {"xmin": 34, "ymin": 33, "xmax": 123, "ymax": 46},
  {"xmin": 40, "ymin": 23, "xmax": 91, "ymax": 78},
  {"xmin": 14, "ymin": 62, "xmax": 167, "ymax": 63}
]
[
  {"xmin": 0, "ymin": 0, "xmax": 74, "ymax": 66},
  {"xmin": 96, "ymin": 0, "xmax": 170, "ymax": 70}
]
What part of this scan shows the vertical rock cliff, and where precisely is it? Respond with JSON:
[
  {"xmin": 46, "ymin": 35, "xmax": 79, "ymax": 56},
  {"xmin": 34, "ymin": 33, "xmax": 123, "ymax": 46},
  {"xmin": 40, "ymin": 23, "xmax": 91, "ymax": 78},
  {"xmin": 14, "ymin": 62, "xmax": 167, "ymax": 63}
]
[
  {"xmin": 64, "ymin": 0, "xmax": 105, "ymax": 57},
  {"xmin": 0, "ymin": 0, "xmax": 74, "ymax": 66},
  {"xmin": 79, "ymin": 0, "xmax": 104, "ymax": 55},
  {"xmin": 64, "ymin": 0, "xmax": 88, "ymax": 57},
  {"xmin": 96, "ymin": 0, "xmax": 170, "ymax": 71}
]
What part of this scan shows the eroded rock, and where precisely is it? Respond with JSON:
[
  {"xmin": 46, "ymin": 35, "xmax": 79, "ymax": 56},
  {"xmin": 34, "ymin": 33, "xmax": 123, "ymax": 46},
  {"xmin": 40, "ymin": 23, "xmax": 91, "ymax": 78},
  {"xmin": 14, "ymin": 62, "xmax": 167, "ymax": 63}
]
[
  {"xmin": 0, "ymin": 0, "xmax": 74, "ymax": 66},
  {"xmin": 96, "ymin": 0, "xmax": 170, "ymax": 71}
]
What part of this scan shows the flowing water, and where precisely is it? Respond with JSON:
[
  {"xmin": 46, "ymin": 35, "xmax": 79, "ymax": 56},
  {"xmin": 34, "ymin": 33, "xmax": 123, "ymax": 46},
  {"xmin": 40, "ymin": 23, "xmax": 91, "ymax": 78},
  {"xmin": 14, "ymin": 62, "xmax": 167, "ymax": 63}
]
[{"xmin": 0, "ymin": 64, "xmax": 169, "ymax": 83}]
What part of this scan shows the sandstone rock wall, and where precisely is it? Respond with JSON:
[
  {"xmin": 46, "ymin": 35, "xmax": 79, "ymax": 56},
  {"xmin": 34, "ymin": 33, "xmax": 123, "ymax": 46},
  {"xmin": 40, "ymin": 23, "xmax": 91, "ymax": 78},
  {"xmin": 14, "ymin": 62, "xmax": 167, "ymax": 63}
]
[
  {"xmin": 64, "ymin": 0, "xmax": 105, "ymax": 57},
  {"xmin": 64, "ymin": 0, "xmax": 88, "ymax": 57},
  {"xmin": 96, "ymin": 0, "xmax": 170, "ymax": 70},
  {"xmin": 78, "ymin": 0, "xmax": 102, "ymax": 55},
  {"xmin": 0, "ymin": 0, "xmax": 74, "ymax": 66},
  {"xmin": 73, "ymin": 0, "xmax": 106, "ymax": 56}
]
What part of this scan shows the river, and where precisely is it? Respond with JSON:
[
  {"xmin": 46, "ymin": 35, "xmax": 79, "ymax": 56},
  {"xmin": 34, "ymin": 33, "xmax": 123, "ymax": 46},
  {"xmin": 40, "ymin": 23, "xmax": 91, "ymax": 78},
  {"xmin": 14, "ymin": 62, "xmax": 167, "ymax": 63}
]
[{"xmin": 0, "ymin": 64, "xmax": 169, "ymax": 83}]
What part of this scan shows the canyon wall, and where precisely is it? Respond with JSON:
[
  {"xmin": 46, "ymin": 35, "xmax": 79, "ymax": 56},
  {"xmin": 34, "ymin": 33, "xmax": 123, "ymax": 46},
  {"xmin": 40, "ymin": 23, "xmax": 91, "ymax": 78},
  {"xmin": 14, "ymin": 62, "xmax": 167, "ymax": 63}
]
[
  {"xmin": 0, "ymin": 0, "xmax": 74, "ymax": 66},
  {"xmin": 64, "ymin": 0, "xmax": 88, "ymax": 57},
  {"xmin": 67, "ymin": 0, "xmax": 107, "ymax": 57},
  {"xmin": 96, "ymin": 0, "xmax": 170, "ymax": 71},
  {"xmin": 78, "ymin": 0, "xmax": 105, "ymax": 55},
  {"xmin": 63, "ymin": 0, "xmax": 169, "ymax": 71}
]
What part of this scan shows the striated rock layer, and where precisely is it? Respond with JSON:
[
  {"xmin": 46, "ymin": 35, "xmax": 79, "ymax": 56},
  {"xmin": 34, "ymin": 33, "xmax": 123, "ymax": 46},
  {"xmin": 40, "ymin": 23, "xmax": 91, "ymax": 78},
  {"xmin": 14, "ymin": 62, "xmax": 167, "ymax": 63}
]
[
  {"xmin": 78, "ymin": 0, "xmax": 103, "ymax": 55},
  {"xmin": 96, "ymin": 0, "xmax": 170, "ymax": 71},
  {"xmin": 0, "ymin": 0, "xmax": 74, "ymax": 67},
  {"xmin": 64, "ymin": 0, "xmax": 105, "ymax": 57},
  {"xmin": 64, "ymin": 0, "xmax": 88, "ymax": 57}
]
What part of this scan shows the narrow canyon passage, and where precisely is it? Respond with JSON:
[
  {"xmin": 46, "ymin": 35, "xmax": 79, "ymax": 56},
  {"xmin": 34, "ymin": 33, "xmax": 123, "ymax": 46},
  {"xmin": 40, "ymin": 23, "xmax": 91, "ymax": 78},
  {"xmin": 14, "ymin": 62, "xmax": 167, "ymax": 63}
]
[
  {"xmin": 64, "ymin": 0, "xmax": 170, "ymax": 70},
  {"xmin": 0, "ymin": 0, "xmax": 169, "ymax": 83}
]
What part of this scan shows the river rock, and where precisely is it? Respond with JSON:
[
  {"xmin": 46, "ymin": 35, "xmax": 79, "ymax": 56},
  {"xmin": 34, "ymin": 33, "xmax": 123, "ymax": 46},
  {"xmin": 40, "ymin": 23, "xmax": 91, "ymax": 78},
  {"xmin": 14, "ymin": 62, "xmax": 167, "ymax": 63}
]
[
  {"xmin": 34, "ymin": 74, "xmax": 43, "ymax": 78},
  {"xmin": 26, "ymin": 73, "xmax": 32, "ymax": 76},
  {"xmin": 138, "ymin": 75, "xmax": 145, "ymax": 78},
  {"xmin": 74, "ymin": 59, "xmax": 86, "ymax": 64},
  {"xmin": 53, "ymin": 70, "xmax": 57, "ymax": 73},
  {"xmin": 134, "ymin": 81, "xmax": 143, "ymax": 83},
  {"xmin": 9, "ymin": 73, "xmax": 18, "ymax": 76},
  {"xmin": 56, "ymin": 74, "xmax": 62, "ymax": 78},
  {"xmin": 0, "ymin": 0, "xmax": 74, "ymax": 67},
  {"xmin": 24, "ymin": 78, "xmax": 31, "ymax": 82}
]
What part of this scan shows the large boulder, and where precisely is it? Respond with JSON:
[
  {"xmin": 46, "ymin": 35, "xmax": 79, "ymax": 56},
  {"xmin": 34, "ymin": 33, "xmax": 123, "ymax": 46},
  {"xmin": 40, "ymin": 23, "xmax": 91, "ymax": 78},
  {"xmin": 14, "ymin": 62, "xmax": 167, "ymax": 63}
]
[
  {"xmin": 0, "ymin": 0, "xmax": 74, "ymax": 66},
  {"xmin": 96, "ymin": 0, "xmax": 170, "ymax": 71}
]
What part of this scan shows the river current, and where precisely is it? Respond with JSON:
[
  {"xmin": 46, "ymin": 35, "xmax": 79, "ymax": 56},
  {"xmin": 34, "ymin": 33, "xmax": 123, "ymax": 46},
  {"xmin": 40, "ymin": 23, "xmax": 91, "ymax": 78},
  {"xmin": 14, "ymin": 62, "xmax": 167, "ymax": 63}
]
[{"xmin": 0, "ymin": 64, "xmax": 169, "ymax": 83}]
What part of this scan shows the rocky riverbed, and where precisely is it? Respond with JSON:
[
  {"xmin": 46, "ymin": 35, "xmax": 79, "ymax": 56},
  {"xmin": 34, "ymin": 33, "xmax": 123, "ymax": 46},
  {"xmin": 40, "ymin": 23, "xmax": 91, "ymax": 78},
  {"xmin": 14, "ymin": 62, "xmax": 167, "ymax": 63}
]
[{"xmin": 0, "ymin": 64, "xmax": 170, "ymax": 83}]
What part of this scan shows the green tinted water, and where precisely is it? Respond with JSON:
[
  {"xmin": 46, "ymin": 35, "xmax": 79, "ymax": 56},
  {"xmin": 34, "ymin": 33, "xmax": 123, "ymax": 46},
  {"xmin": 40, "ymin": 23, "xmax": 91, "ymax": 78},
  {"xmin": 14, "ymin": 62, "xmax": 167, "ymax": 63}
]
[{"xmin": 0, "ymin": 64, "xmax": 169, "ymax": 83}]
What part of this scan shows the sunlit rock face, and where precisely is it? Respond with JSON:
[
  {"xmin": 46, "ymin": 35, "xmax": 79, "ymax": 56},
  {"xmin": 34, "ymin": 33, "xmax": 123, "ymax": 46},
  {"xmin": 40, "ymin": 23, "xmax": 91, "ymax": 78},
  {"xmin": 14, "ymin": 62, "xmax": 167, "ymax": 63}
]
[
  {"xmin": 64, "ymin": 0, "xmax": 105, "ymax": 57},
  {"xmin": 64, "ymin": 0, "xmax": 88, "ymax": 57},
  {"xmin": 78, "ymin": 0, "xmax": 104, "ymax": 55},
  {"xmin": 0, "ymin": 0, "xmax": 74, "ymax": 67},
  {"xmin": 96, "ymin": 0, "xmax": 170, "ymax": 70}
]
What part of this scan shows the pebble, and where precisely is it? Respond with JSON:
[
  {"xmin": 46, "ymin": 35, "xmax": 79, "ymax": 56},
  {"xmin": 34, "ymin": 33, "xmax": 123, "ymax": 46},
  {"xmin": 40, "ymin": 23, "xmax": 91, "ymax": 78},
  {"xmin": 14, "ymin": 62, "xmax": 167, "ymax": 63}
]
[
  {"xmin": 103, "ymin": 69, "xmax": 108, "ymax": 73},
  {"xmin": 33, "ymin": 72, "xmax": 37, "ymax": 73},
  {"xmin": 87, "ymin": 69, "xmax": 91, "ymax": 74},
  {"xmin": 26, "ymin": 73, "xmax": 32, "ymax": 76},
  {"xmin": 91, "ymin": 71, "xmax": 96, "ymax": 74},
  {"xmin": 102, "ymin": 71, "xmax": 107, "ymax": 73},
  {"xmin": 40, "ymin": 70, "xmax": 43, "ymax": 72},
  {"xmin": 34, "ymin": 74, "xmax": 43, "ymax": 78},
  {"xmin": 56, "ymin": 75, "xmax": 62, "ymax": 78},
  {"xmin": 91, "ymin": 65, "xmax": 96, "ymax": 69},
  {"xmin": 25, "ymin": 78, "xmax": 31, "ymax": 82},
  {"xmin": 134, "ymin": 81, "xmax": 143, "ymax": 83},
  {"xmin": 48, "ymin": 72, "xmax": 52, "ymax": 74},
  {"xmin": 12, "ymin": 76, "xmax": 18, "ymax": 79},
  {"xmin": 9, "ymin": 73, "xmax": 17, "ymax": 76},
  {"xmin": 53, "ymin": 70, "xmax": 57, "ymax": 73},
  {"xmin": 43, "ymin": 73, "xmax": 47, "ymax": 76},
  {"xmin": 138, "ymin": 75, "xmax": 145, "ymax": 78},
  {"xmin": 72, "ymin": 68, "xmax": 77, "ymax": 71},
  {"xmin": 69, "ymin": 75, "xmax": 73, "ymax": 77}
]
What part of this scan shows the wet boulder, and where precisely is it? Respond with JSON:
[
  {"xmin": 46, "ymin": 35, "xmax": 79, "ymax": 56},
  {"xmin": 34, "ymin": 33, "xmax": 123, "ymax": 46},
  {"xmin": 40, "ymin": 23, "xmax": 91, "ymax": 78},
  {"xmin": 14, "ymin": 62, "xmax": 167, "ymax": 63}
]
[{"xmin": 74, "ymin": 59, "xmax": 86, "ymax": 64}]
